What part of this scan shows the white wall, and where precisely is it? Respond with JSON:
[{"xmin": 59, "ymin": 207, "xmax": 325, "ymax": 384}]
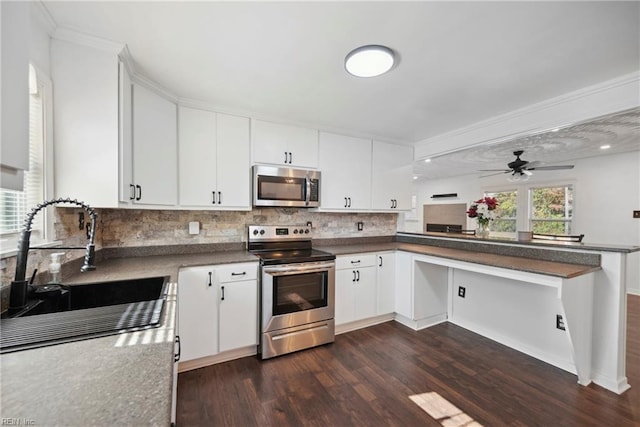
[
  {"xmin": 400, "ymin": 150, "xmax": 640, "ymax": 294},
  {"xmin": 29, "ymin": 3, "xmax": 52, "ymax": 76}
]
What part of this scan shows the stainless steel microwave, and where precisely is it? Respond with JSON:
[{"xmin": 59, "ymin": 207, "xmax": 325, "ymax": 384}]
[{"xmin": 253, "ymin": 165, "xmax": 320, "ymax": 207}]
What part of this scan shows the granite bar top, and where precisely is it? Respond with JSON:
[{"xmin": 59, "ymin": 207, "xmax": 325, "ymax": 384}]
[
  {"xmin": 315, "ymin": 242, "xmax": 601, "ymax": 279},
  {"xmin": 398, "ymin": 231, "xmax": 640, "ymax": 253}
]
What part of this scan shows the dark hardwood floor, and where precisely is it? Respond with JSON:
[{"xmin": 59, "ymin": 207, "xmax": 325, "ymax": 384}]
[{"xmin": 177, "ymin": 295, "xmax": 640, "ymax": 426}]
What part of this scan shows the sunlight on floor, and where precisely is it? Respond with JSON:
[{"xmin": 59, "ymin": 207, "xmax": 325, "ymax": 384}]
[{"xmin": 409, "ymin": 392, "xmax": 483, "ymax": 427}]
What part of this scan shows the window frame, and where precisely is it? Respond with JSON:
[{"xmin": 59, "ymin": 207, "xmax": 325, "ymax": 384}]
[
  {"xmin": 484, "ymin": 188, "xmax": 518, "ymax": 236},
  {"xmin": 0, "ymin": 65, "xmax": 55, "ymax": 258},
  {"xmin": 483, "ymin": 179, "xmax": 576, "ymax": 236},
  {"xmin": 528, "ymin": 183, "xmax": 575, "ymax": 235}
]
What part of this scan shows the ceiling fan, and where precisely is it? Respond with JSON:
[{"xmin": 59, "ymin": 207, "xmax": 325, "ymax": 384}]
[{"xmin": 480, "ymin": 150, "xmax": 574, "ymax": 178}]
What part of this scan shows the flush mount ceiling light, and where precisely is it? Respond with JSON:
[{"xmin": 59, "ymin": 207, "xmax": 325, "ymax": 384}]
[{"xmin": 345, "ymin": 45, "xmax": 395, "ymax": 77}]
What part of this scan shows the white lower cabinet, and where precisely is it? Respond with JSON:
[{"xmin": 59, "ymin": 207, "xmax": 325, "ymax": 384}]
[
  {"xmin": 376, "ymin": 252, "xmax": 396, "ymax": 315},
  {"xmin": 335, "ymin": 254, "xmax": 377, "ymax": 325},
  {"xmin": 177, "ymin": 262, "xmax": 258, "ymax": 364},
  {"xmin": 218, "ymin": 277, "xmax": 258, "ymax": 352}
]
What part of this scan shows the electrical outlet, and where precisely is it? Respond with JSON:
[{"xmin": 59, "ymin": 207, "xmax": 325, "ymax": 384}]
[
  {"xmin": 357, "ymin": 221, "xmax": 364, "ymax": 231},
  {"xmin": 634, "ymin": 210, "xmax": 640, "ymax": 219},
  {"xmin": 458, "ymin": 286, "xmax": 466, "ymax": 298},
  {"xmin": 556, "ymin": 314, "xmax": 566, "ymax": 330},
  {"xmin": 306, "ymin": 221, "xmax": 313, "ymax": 227}
]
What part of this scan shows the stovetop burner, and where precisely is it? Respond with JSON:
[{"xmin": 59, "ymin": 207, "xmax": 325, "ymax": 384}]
[{"xmin": 247, "ymin": 225, "xmax": 336, "ymax": 265}]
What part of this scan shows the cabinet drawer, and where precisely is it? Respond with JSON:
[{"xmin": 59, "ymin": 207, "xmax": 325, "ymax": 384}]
[
  {"xmin": 336, "ymin": 253, "xmax": 376, "ymax": 270},
  {"xmin": 216, "ymin": 262, "xmax": 258, "ymax": 283}
]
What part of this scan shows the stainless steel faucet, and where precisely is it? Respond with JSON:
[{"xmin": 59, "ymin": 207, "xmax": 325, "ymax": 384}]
[{"xmin": 9, "ymin": 197, "xmax": 97, "ymax": 311}]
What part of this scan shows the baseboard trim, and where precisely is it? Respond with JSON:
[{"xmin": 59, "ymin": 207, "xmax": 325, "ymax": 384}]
[{"xmin": 178, "ymin": 345, "xmax": 257, "ymax": 373}]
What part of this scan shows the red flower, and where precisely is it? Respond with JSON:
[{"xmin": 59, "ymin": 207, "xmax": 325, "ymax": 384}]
[{"xmin": 466, "ymin": 206, "xmax": 478, "ymax": 218}]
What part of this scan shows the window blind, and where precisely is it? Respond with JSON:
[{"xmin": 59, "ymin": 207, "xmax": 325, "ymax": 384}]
[{"xmin": 0, "ymin": 66, "xmax": 45, "ymax": 237}]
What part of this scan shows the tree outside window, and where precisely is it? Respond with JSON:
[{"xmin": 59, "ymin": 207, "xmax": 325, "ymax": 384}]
[
  {"xmin": 529, "ymin": 185, "xmax": 573, "ymax": 234},
  {"xmin": 486, "ymin": 190, "xmax": 517, "ymax": 233}
]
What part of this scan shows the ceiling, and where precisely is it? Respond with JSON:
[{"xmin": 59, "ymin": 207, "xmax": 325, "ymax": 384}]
[
  {"xmin": 42, "ymin": 1, "xmax": 640, "ymax": 147},
  {"xmin": 414, "ymin": 107, "xmax": 640, "ymax": 180}
]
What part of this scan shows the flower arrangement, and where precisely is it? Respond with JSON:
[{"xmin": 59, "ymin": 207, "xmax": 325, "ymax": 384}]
[{"xmin": 466, "ymin": 196, "xmax": 499, "ymax": 228}]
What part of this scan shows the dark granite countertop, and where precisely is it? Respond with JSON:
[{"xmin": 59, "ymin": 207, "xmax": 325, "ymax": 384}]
[
  {"xmin": 316, "ymin": 241, "xmax": 600, "ymax": 279},
  {"xmin": 398, "ymin": 231, "xmax": 640, "ymax": 253},
  {"xmin": 0, "ymin": 249, "xmax": 258, "ymax": 426}
]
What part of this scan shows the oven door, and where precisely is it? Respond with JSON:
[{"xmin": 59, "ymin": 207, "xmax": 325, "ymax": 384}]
[{"xmin": 261, "ymin": 261, "xmax": 335, "ymax": 333}]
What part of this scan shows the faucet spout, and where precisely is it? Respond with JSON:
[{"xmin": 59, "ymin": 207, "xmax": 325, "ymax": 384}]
[{"xmin": 9, "ymin": 197, "xmax": 98, "ymax": 311}]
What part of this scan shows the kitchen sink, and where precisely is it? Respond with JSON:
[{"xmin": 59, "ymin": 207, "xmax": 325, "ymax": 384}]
[{"xmin": 0, "ymin": 276, "xmax": 169, "ymax": 353}]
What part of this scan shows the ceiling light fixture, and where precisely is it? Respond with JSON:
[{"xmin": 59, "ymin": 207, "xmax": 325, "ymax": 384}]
[
  {"xmin": 424, "ymin": 158, "xmax": 431, "ymax": 163},
  {"xmin": 345, "ymin": 45, "xmax": 395, "ymax": 77},
  {"xmin": 600, "ymin": 144, "xmax": 611, "ymax": 150}
]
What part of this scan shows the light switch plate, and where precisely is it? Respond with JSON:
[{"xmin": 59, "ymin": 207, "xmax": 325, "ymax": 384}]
[
  {"xmin": 634, "ymin": 210, "xmax": 640, "ymax": 219},
  {"xmin": 188, "ymin": 221, "xmax": 200, "ymax": 235}
]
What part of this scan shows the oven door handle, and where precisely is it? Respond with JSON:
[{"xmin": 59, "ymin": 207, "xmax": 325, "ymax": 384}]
[{"xmin": 263, "ymin": 262, "xmax": 335, "ymax": 276}]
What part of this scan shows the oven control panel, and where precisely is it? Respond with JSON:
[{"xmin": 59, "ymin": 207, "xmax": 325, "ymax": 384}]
[{"xmin": 248, "ymin": 225, "xmax": 311, "ymax": 241}]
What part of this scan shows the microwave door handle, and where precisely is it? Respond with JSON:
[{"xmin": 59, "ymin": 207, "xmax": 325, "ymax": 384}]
[{"xmin": 306, "ymin": 177, "xmax": 311, "ymax": 206}]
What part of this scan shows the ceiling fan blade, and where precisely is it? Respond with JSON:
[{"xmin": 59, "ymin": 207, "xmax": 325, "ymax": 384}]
[
  {"xmin": 478, "ymin": 169, "xmax": 511, "ymax": 172},
  {"xmin": 480, "ymin": 171, "xmax": 510, "ymax": 178},
  {"xmin": 528, "ymin": 165, "xmax": 574, "ymax": 171},
  {"xmin": 525, "ymin": 160, "xmax": 541, "ymax": 168}
]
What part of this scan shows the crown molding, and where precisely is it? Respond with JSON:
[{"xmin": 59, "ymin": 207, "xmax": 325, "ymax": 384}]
[
  {"xmin": 131, "ymin": 73, "xmax": 179, "ymax": 103},
  {"xmin": 414, "ymin": 71, "xmax": 640, "ymax": 160},
  {"xmin": 52, "ymin": 26, "xmax": 126, "ymax": 54}
]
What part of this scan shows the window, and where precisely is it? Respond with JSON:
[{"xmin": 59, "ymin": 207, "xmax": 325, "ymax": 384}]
[
  {"xmin": 529, "ymin": 185, "xmax": 574, "ymax": 234},
  {"xmin": 0, "ymin": 65, "xmax": 48, "ymax": 251},
  {"xmin": 486, "ymin": 190, "xmax": 517, "ymax": 233}
]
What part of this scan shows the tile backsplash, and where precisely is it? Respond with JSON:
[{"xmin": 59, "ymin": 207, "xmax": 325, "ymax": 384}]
[
  {"xmin": 100, "ymin": 208, "xmax": 398, "ymax": 247},
  {"xmin": 2, "ymin": 207, "xmax": 397, "ymax": 288}
]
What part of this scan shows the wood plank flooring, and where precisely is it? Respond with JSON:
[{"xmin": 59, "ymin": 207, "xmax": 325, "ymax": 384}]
[{"xmin": 177, "ymin": 295, "xmax": 640, "ymax": 426}]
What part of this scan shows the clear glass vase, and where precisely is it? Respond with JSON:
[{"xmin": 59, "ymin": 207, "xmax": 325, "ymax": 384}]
[{"xmin": 477, "ymin": 221, "xmax": 490, "ymax": 238}]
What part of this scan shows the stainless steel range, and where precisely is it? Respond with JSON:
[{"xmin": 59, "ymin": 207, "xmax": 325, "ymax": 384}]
[{"xmin": 248, "ymin": 225, "xmax": 336, "ymax": 359}]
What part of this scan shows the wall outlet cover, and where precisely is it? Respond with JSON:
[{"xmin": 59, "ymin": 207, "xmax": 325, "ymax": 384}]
[
  {"xmin": 633, "ymin": 210, "xmax": 640, "ymax": 219},
  {"xmin": 188, "ymin": 221, "xmax": 200, "ymax": 235},
  {"xmin": 458, "ymin": 286, "xmax": 466, "ymax": 298}
]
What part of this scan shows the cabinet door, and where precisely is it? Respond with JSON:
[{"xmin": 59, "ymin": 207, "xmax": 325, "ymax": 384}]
[
  {"xmin": 371, "ymin": 141, "xmax": 413, "ymax": 211},
  {"xmin": 178, "ymin": 106, "xmax": 217, "ymax": 206},
  {"xmin": 52, "ymin": 39, "xmax": 120, "ymax": 207},
  {"xmin": 319, "ymin": 132, "xmax": 372, "ymax": 210},
  {"xmin": 335, "ymin": 269, "xmax": 357, "ymax": 325},
  {"xmin": 377, "ymin": 252, "xmax": 396, "ymax": 315},
  {"xmin": 218, "ymin": 279, "xmax": 258, "ymax": 352},
  {"xmin": 394, "ymin": 251, "xmax": 413, "ymax": 319},
  {"xmin": 252, "ymin": 119, "xmax": 318, "ymax": 168},
  {"xmin": 354, "ymin": 267, "xmax": 377, "ymax": 321},
  {"xmin": 118, "ymin": 61, "xmax": 134, "ymax": 203},
  {"xmin": 132, "ymin": 83, "xmax": 177, "ymax": 206},
  {"xmin": 216, "ymin": 113, "xmax": 251, "ymax": 208},
  {"xmin": 285, "ymin": 127, "xmax": 319, "ymax": 168},
  {"xmin": 1, "ymin": 1, "xmax": 30, "ymax": 183},
  {"xmin": 177, "ymin": 266, "xmax": 218, "ymax": 361}
]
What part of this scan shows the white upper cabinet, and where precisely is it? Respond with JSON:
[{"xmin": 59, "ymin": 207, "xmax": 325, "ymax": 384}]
[
  {"xmin": 252, "ymin": 119, "xmax": 318, "ymax": 168},
  {"xmin": 52, "ymin": 38, "xmax": 121, "ymax": 207},
  {"xmin": 371, "ymin": 141, "xmax": 414, "ymax": 211},
  {"xmin": 178, "ymin": 107, "xmax": 217, "ymax": 206},
  {"xmin": 118, "ymin": 61, "xmax": 133, "ymax": 203},
  {"xmin": 131, "ymin": 83, "xmax": 177, "ymax": 206},
  {"xmin": 1, "ymin": 1, "xmax": 30, "ymax": 190},
  {"xmin": 216, "ymin": 113, "xmax": 251, "ymax": 208},
  {"xmin": 179, "ymin": 107, "xmax": 250, "ymax": 209},
  {"xmin": 318, "ymin": 132, "xmax": 372, "ymax": 210}
]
